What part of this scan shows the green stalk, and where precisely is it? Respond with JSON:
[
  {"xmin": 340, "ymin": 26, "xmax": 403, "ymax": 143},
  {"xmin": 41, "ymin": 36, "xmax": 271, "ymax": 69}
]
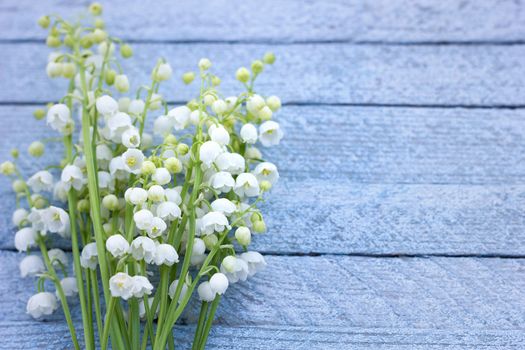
[
  {"xmin": 101, "ymin": 297, "xmax": 117, "ymax": 350},
  {"xmin": 191, "ymin": 302, "xmax": 209, "ymax": 350},
  {"xmin": 90, "ymin": 270, "xmax": 103, "ymax": 338},
  {"xmin": 37, "ymin": 238, "xmax": 81, "ymax": 350},
  {"xmin": 197, "ymin": 296, "xmax": 221, "ymax": 350}
]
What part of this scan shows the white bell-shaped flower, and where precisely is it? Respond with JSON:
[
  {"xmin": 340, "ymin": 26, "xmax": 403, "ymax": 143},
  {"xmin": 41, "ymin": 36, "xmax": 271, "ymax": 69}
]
[
  {"xmin": 98, "ymin": 171, "xmax": 115, "ymax": 192},
  {"xmin": 210, "ymin": 198, "xmax": 237, "ymax": 216},
  {"xmin": 128, "ymin": 99, "xmax": 145, "ymax": 117},
  {"xmin": 259, "ymin": 121, "xmax": 283, "ymax": 147},
  {"xmin": 234, "ymin": 173, "xmax": 260, "ymax": 197},
  {"xmin": 211, "ymin": 99, "xmax": 228, "ymax": 115},
  {"xmin": 80, "ymin": 242, "xmax": 98, "ymax": 270},
  {"xmin": 165, "ymin": 188, "xmax": 182, "ymax": 205},
  {"xmin": 197, "ymin": 281, "xmax": 216, "ymax": 302},
  {"xmin": 96, "ymin": 95, "xmax": 118, "ymax": 117},
  {"xmin": 130, "ymin": 236, "xmax": 156, "ymax": 263},
  {"xmin": 131, "ymin": 275, "xmax": 153, "ymax": 298},
  {"xmin": 201, "ymin": 211, "xmax": 230, "ymax": 235},
  {"xmin": 28, "ymin": 208, "xmax": 46, "ymax": 232},
  {"xmin": 47, "ymin": 104, "xmax": 73, "ymax": 134},
  {"xmin": 240, "ymin": 251, "xmax": 267, "ymax": 276},
  {"xmin": 209, "ymin": 124, "xmax": 230, "ymax": 145},
  {"xmin": 125, "ymin": 187, "xmax": 148, "ymax": 205},
  {"xmin": 20, "ymin": 255, "xmax": 45, "ymax": 277},
  {"xmin": 122, "ymin": 127, "xmax": 141, "ymax": 148},
  {"xmin": 26, "ymin": 292, "xmax": 58, "ymax": 319},
  {"xmin": 96, "ymin": 144, "xmax": 113, "ymax": 170},
  {"xmin": 15, "ymin": 227, "xmax": 36, "ymax": 252},
  {"xmin": 48, "ymin": 248, "xmax": 68, "ymax": 268},
  {"xmin": 153, "ymin": 115, "xmax": 175, "ymax": 136},
  {"xmin": 154, "ymin": 243, "xmax": 179, "ymax": 266},
  {"xmin": 61, "ymin": 165, "xmax": 85, "ymax": 191},
  {"xmin": 109, "ymin": 156, "xmax": 129, "ymax": 181},
  {"xmin": 147, "ymin": 185, "xmax": 165, "ymax": 202},
  {"xmin": 107, "ymin": 112, "xmax": 132, "ymax": 141},
  {"xmin": 215, "ymin": 153, "xmax": 245, "ymax": 175},
  {"xmin": 59, "ymin": 277, "xmax": 79, "ymax": 298},
  {"xmin": 246, "ymin": 94, "xmax": 265, "ymax": 116},
  {"xmin": 152, "ymin": 168, "xmax": 171, "ymax": 185},
  {"xmin": 106, "ymin": 234, "xmax": 130, "ymax": 258},
  {"xmin": 42, "ymin": 206, "xmax": 70, "ymax": 238},
  {"xmin": 199, "ymin": 141, "xmax": 223, "ymax": 168},
  {"xmin": 122, "ymin": 148, "xmax": 144, "ymax": 174},
  {"xmin": 209, "ymin": 273, "xmax": 229, "ymax": 295},
  {"xmin": 220, "ymin": 255, "xmax": 249, "ymax": 283},
  {"xmin": 146, "ymin": 217, "xmax": 167, "ymax": 238},
  {"xmin": 12, "ymin": 208, "xmax": 29, "ymax": 227},
  {"xmin": 240, "ymin": 123, "xmax": 258, "ymax": 144},
  {"xmin": 156, "ymin": 201, "xmax": 181, "ymax": 221},
  {"xmin": 169, "ymin": 279, "xmax": 189, "ymax": 303},
  {"xmin": 109, "ymin": 272, "xmax": 134, "ymax": 300},
  {"xmin": 27, "ymin": 170, "xmax": 54, "ymax": 193},
  {"xmin": 253, "ymin": 162, "xmax": 279, "ymax": 185},
  {"xmin": 209, "ymin": 172, "xmax": 235, "ymax": 193},
  {"xmin": 155, "ymin": 63, "xmax": 172, "ymax": 81},
  {"xmin": 134, "ymin": 209, "xmax": 154, "ymax": 231},
  {"xmin": 168, "ymin": 106, "xmax": 191, "ymax": 130}
]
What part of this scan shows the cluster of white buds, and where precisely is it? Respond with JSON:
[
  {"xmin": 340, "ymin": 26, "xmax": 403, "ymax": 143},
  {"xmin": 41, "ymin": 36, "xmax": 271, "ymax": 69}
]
[{"xmin": 4, "ymin": 4, "xmax": 282, "ymax": 350}]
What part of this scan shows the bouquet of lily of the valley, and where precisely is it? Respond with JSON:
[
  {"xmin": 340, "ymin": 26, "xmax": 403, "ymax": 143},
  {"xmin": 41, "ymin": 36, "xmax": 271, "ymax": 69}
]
[{"xmin": 2, "ymin": 3, "xmax": 283, "ymax": 349}]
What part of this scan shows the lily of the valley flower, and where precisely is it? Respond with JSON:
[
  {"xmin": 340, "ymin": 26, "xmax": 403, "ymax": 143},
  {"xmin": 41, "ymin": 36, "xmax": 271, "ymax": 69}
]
[{"xmin": 26, "ymin": 292, "xmax": 59, "ymax": 319}]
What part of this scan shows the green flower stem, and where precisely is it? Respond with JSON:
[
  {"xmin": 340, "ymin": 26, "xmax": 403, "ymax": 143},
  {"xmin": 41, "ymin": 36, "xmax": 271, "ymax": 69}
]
[
  {"xmin": 89, "ymin": 269, "xmax": 103, "ymax": 338},
  {"xmin": 197, "ymin": 296, "xmax": 221, "ymax": 350},
  {"xmin": 101, "ymin": 297, "xmax": 117, "ymax": 350},
  {"xmin": 37, "ymin": 238, "xmax": 81, "ymax": 350},
  {"xmin": 191, "ymin": 302, "xmax": 209, "ymax": 350},
  {"xmin": 128, "ymin": 264, "xmax": 141, "ymax": 350},
  {"xmin": 156, "ymin": 265, "xmax": 170, "ymax": 339}
]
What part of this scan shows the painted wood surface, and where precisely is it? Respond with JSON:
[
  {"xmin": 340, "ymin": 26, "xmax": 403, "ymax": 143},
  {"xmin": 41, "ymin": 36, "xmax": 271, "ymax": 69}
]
[
  {"xmin": 2, "ymin": 43, "xmax": 525, "ymax": 106},
  {"xmin": 1, "ymin": 0, "xmax": 524, "ymax": 43},
  {"xmin": 1, "ymin": 251, "xmax": 525, "ymax": 349}
]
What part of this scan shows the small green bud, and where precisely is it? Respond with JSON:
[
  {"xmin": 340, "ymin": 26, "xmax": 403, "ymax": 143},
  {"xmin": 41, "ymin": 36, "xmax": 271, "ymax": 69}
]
[
  {"xmin": 187, "ymin": 99, "xmax": 199, "ymax": 110},
  {"xmin": 164, "ymin": 134, "xmax": 177, "ymax": 145},
  {"xmin": 250, "ymin": 212, "xmax": 262, "ymax": 223},
  {"xmin": 263, "ymin": 52, "xmax": 276, "ymax": 64},
  {"xmin": 28, "ymin": 141, "xmax": 45, "ymax": 157},
  {"xmin": 120, "ymin": 44, "xmax": 133, "ymax": 58},
  {"xmin": 95, "ymin": 18, "xmax": 105, "ymax": 29},
  {"xmin": 236, "ymin": 67, "xmax": 250, "ymax": 83},
  {"xmin": 253, "ymin": 220, "xmax": 266, "ymax": 233},
  {"xmin": 141, "ymin": 160, "xmax": 156, "ymax": 175},
  {"xmin": 176, "ymin": 143, "xmax": 189, "ymax": 156},
  {"xmin": 182, "ymin": 71, "xmax": 195, "ymax": 84},
  {"xmin": 46, "ymin": 35, "xmax": 61, "ymax": 48},
  {"xmin": 77, "ymin": 199, "xmax": 90, "ymax": 213},
  {"xmin": 80, "ymin": 35, "xmax": 93, "ymax": 48},
  {"xmin": 33, "ymin": 109, "xmax": 46, "ymax": 120},
  {"xmin": 38, "ymin": 16, "xmax": 51, "ymax": 29},
  {"xmin": 203, "ymin": 94, "xmax": 216, "ymax": 106},
  {"xmin": 63, "ymin": 35, "xmax": 74, "ymax": 47},
  {"xmin": 251, "ymin": 60, "xmax": 264, "ymax": 74},
  {"xmin": 92, "ymin": 28, "xmax": 107, "ymax": 43},
  {"xmin": 235, "ymin": 226, "xmax": 251, "ymax": 246},
  {"xmin": 164, "ymin": 157, "xmax": 182, "ymax": 174},
  {"xmin": 62, "ymin": 63, "xmax": 76, "ymax": 79},
  {"xmin": 260, "ymin": 180, "xmax": 272, "ymax": 192},
  {"xmin": 211, "ymin": 75, "xmax": 221, "ymax": 86},
  {"xmin": 198, "ymin": 58, "xmax": 212, "ymax": 71},
  {"xmin": 89, "ymin": 2, "xmax": 103, "ymax": 16},
  {"xmin": 12, "ymin": 179, "xmax": 26, "ymax": 193},
  {"xmin": 0, "ymin": 161, "xmax": 16, "ymax": 175},
  {"xmin": 10, "ymin": 148, "xmax": 19, "ymax": 158},
  {"xmin": 33, "ymin": 195, "xmax": 48, "ymax": 209},
  {"xmin": 266, "ymin": 96, "xmax": 281, "ymax": 111},
  {"xmin": 203, "ymin": 234, "xmax": 218, "ymax": 250},
  {"xmin": 102, "ymin": 194, "xmax": 119, "ymax": 210},
  {"xmin": 105, "ymin": 69, "xmax": 116, "ymax": 85},
  {"xmin": 115, "ymin": 74, "xmax": 130, "ymax": 92},
  {"xmin": 102, "ymin": 222, "xmax": 114, "ymax": 235},
  {"xmin": 258, "ymin": 106, "xmax": 273, "ymax": 120}
]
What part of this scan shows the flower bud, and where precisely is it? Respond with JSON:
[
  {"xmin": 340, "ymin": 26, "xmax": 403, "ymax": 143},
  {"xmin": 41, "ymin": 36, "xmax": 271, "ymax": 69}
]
[
  {"xmin": 251, "ymin": 60, "xmax": 264, "ymax": 74},
  {"xmin": 0, "ymin": 161, "xmax": 15, "ymax": 175},
  {"xmin": 12, "ymin": 180, "xmax": 26, "ymax": 193},
  {"xmin": 33, "ymin": 195, "xmax": 48, "ymax": 209},
  {"xmin": 266, "ymin": 96, "xmax": 281, "ymax": 111},
  {"xmin": 154, "ymin": 63, "xmax": 172, "ymax": 81},
  {"xmin": 253, "ymin": 220, "xmax": 266, "ymax": 233},
  {"xmin": 92, "ymin": 29, "xmax": 107, "ymax": 43},
  {"xmin": 120, "ymin": 44, "xmax": 133, "ymax": 58},
  {"xmin": 211, "ymin": 75, "xmax": 221, "ymax": 86},
  {"xmin": 236, "ymin": 67, "xmax": 250, "ymax": 83},
  {"xmin": 141, "ymin": 160, "xmax": 156, "ymax": 175},
  {"xmin": 28, "ymin": 141, "xmax": 45, "ymax": 157},
  {"xmin": 105, "ymin": 69, "xmax": 116, "ymax": 85},
  {"xmin": 11, "ymin": 148, "xmax": 19, "ymax": 158},
  {"xmin": 203, "ymin": 234, "xmax": 218, "ymax": 250},
  {"xmin": 63, "ymin": 35, "xmax": 74, "ymax": 47},
  {"xmin": 61, "ymin": 63, "xmax": 76, "ymax": 79},
  {"xmin": 212, "ymin": 100, "xmax": 227, "ymax": 115},
  {"xmin": 77, "ymin": 199, "xmax": 90, "ymax": 213},
  {"xmin": 198, "ymin": 58, "xmax": 212, "ymax": 70},
  {"xmin": 33, "ymin": 109, "xmax": 46, "ymax": 120},
  {"xmin": 46, "ymin": 35, "xmax": 61, "ymax": 48},
  {"xmin": 164, "ymin": 134, "xmax": 177, "ymax": 145},
  {"xmin": 38, "ymin": 16, "xmax": 50, "ymax": 29},
  {"xmin": 235, "ymin": 226, "xmax": 251, "ymax": 246},
  {"xmin": 89, "ymin": 2, "xmax": 103, "ymax": 15},
  {"xmin": 203, "ymin": 93, "xmax": 216, "ymax": 106},
  {"xmin": 209, "ymin": 273, "xmax": 229, "ymax": 295},
  {"xmin": 176, "ymin": 143, "xmax": 189, "ymax": 155},
  {"xmin": 95, "ymin": 18, "xmax": 105, "ymax": 29},
  {"xmin": 103, "ymin": 194, "xmax": 119, "ymax": 210},
  {"xmin": 164, "ymin": 157, "xmax": 182, "ymax": 174},
  {"xmin": 80, "ymin": 35, "xmax": 93, "ymax": 48},
  {"xmin": 258, "ymin": 106, "xmax": 273, "ymax": 120},
  {"xmin": 260, "ymin": 180, "xmax": 272, "ymax": 192},
  {"xmin": 263, "ymin": 52, "xmax": 276, "ymax": 64},
  {"xmin": 182, "ymin": 71, "xmax": 195, "ymax": 84},
  {"xmin": 115, "ymin": 75, "xmax": 130, "ymax": 92}
]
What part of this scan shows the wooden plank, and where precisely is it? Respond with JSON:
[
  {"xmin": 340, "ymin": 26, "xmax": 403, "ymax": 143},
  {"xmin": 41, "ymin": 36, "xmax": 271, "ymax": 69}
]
[
  {"xmin": 1, "ymin": 0, "xmax": 525, "ymax": 43},
  {"xmin": 1, "ymin": 105, "xmax": 525, "ymax": 254},
  {"xmin": 1, "ymin": 322, "xmax": 524, "ymax": 350},
  {"xmin": 1, "ymin": 252, "xmax": 525, "ymax": 345},
  {"xmin": 2, "ymin": 43, "xmax": 525, "ymax": 106}
]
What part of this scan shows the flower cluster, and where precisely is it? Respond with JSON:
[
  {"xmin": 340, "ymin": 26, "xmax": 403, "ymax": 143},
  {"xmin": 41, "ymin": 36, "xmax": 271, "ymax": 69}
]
[{"xmin": 3, "ymin": 4, "xmax": 282, "ymax": 350}]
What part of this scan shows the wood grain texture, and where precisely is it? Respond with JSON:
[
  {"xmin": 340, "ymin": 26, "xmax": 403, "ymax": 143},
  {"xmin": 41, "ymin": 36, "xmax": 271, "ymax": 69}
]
[
  {"xmin": 1, "ymin": 0, "xmax": 524, "ymax": 43},
  {"xmin": 2, "ymin": 43, "xmax": 525, "ymax": 106},
  {"xmin": 1, "ymin": 322, "xmax": 524, "ymax": 350},
  {"xmin": 1, "ymin": 251, "xmax": 525, "ymax": 346}
]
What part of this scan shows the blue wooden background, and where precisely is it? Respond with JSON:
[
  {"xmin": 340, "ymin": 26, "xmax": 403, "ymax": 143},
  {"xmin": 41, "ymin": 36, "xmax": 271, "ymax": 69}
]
[{"xmin": 1, "ymin": 0, "xmax": 525, "ymax": 349}]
